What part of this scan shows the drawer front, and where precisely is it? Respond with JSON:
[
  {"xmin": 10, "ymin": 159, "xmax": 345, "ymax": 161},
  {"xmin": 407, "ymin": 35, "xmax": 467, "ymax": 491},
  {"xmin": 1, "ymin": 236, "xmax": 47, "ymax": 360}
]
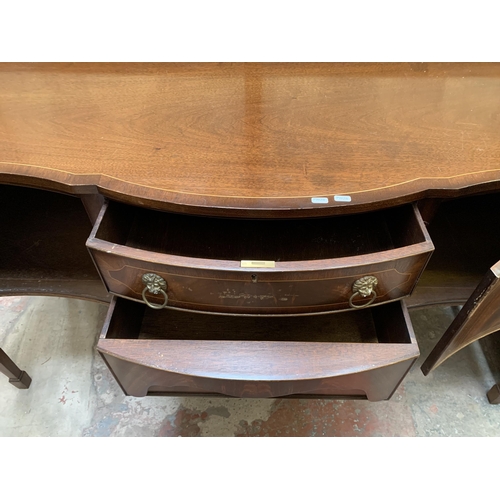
[
  {"xmin": 89, "ymin": 249, "xmax": 432, "ymax": 314},
  {"xmin": 97, "ymin": 297, "xmax": 419, "ymax": 400},
  {"xmin": 87, "ymin": 201, "xmax": 434, "ymax": 314},
  {"xmin": 99, "ymin": 352, "xmax": 416, "ymax": 401}
]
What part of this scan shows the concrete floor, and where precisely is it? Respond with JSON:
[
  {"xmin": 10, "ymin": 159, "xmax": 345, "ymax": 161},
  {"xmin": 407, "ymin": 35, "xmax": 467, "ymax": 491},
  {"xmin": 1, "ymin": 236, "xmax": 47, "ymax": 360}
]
[{"xmin": 1, "ymin": 295, "xmax": 499, "ymax": 436}]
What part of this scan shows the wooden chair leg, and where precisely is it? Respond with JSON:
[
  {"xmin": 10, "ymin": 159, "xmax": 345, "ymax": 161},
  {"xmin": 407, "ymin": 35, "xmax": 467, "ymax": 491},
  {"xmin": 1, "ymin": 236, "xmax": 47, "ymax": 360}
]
[
  {"xmin": 487, "ymin": 384, "xmax": 500, "ymax": 404},
  {"xmin": 0, "ymin": 348, "xmax": 32, "ymax": 389}
]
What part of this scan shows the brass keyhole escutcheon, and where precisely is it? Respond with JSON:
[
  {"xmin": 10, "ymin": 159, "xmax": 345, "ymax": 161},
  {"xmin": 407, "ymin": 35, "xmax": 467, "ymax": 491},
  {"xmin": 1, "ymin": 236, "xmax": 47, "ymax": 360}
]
[
  {"xmin": 141, "ymin": 273, "xmax": 168, "ymax": 310},
  {"xmin": 349, "ymin": 276, "xmax": 378, "ymax": 309}
]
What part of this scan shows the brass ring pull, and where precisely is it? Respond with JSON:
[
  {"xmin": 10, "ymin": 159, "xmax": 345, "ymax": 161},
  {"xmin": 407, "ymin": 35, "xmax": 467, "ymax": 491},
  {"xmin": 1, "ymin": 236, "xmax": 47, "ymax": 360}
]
[
  {"xmin": 141, "ymin": 273, "xmax": 168, "ymax": 310},
  {"xmin": 349, "ymin": 289, "xmax": 377, "ymax": 309},
  {"xmin": 142, "ymin": 287, "xmax": 168, "ymax": 309},
  {"xmin": 349, "ymin": 276, "xmax": 378, "ymax": 309}
]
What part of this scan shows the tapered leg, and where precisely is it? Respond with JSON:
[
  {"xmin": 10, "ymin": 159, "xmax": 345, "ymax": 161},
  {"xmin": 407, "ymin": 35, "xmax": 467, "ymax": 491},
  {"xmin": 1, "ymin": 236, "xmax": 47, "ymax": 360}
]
[
  {"xmin": 0, "ymin": 348, "xmax": 32, "ymax": 389},
  {"xmin": 487, "ymin": 384, "xmax": 500, "ymax": 404}
]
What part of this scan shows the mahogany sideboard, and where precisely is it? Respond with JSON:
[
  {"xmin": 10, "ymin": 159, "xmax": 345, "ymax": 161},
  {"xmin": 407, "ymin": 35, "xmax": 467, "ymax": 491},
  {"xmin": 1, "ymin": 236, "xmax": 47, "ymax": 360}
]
[{"xmin": 1, "ymin": 63, "xmax": 500, "ymax": 403}]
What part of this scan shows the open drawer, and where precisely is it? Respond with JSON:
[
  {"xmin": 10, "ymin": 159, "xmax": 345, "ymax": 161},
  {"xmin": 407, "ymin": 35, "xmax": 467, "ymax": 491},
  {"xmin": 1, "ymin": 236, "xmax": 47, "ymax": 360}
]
[
  {"xmin": 98, "ymin": 297, "xmax": 419, "ymax": 400},
  {"xmin": 87, "ymin": 201, "xmax": 433, "ymax": 315}
]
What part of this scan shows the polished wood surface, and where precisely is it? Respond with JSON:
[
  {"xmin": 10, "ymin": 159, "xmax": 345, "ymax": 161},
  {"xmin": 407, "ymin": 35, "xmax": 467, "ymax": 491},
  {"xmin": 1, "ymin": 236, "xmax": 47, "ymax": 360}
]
[
  {"xmin": 421, "ymin": 262, "xmax": 500, "ymax": 375},
  {"xmin": 412, "ymin": 193, "xmax": 500, "ymax": 374},
  {"xmin": 1, "ymin": 63, "xmax": 500, "ymax": 216},
  {"xmin": 88, "ymin": 200, "xmax": 433, "ymax": 314},
  {"xmin": 98, "ymin": 297, "xmax": 418, "ymax": 400},
  {"xmin": 2, "ymin": 63, "xmax": 500, "ymax": 400},
  {"xmin": 100, "ymin": 352, "xmax": 416, "ymax": 400},
  {"xmin": 406, "ymin": 194, "xmax": 500, "ymax": 309}
]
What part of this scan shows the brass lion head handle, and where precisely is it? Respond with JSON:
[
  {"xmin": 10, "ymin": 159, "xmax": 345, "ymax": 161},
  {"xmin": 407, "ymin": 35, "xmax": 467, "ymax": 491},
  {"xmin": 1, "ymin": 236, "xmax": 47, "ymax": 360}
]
[
  {"xmin": 141, "ymin": 273, "xmax": 168, "ymax": 309},
  {"xmin": 349, "ymin": 276, "xmax": 378, "ymax": 309}
]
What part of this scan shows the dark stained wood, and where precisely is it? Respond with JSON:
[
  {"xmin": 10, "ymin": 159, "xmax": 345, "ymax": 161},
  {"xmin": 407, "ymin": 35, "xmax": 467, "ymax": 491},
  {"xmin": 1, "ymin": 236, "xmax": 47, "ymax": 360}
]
[
  {"xmin": 406, "ymin": 193, "xmax": 500, "ymax": 375},
  {"xmin": 417, "ymin": 199, "xmax": 442, "ymax": 226},
  {"xmin": 100, "ymin": 352, "xmax": 416, "ymax": 400},
  {"xmin": 1, "ymin": 63, "xmax": 500, "ymax": 217},
  {"xmin": 91, "ymin": 248, "xmax": 432, "ymax": 314},
  {"xmin": 107, "ymin": 299, "xmax": 383, "ymax": 343},
  {"xmin": 98, "ymin": 297, "xmax": 418, "ymax": 400},
  {"xmin": 405, "ymin": 284, "xmax": 477, "ymax": 310},
  {"xmin": 372, "ymin": 299, "xmax": 414, "ymax": 344},
  {"xmin": 125, "ymin": 205, "xmax": 403, "ymax": 261},
  {"xmin": 0, "ymin": 185, "xmax": 108, "ymax": 301},
  {"xmin": 487, "ymin": 384, "xmax": 500, "ymax": 404},
  {"xmin": 99, "ymin": 292, "xmax": 143, "ymax": 341},
  {"xmin": 408, "ymin": 193, "xmax": 500, "ymax": 309},
  {"xmin": 421, "ymin": 263, "xmax": 500, "ymax": 375},
  {"xmin": 0, "ymin": 348, "xmax": 32, "ymax": 389},
  {"xmin": 113, "ymin": 391, "xmax": 372, "ymax": 400},
  {"xmin": 2, "ymin": 64, "xmax": 500, "ymax": 402},
  {"xmin": 421, "ymin": 194, "xmax": 500, "ymax": 283},
  {"xmin": 0, "ymin": 279, "xmax": 109, "ymax": 303},
  {"xmin": 88, "ymin": 201, "xmax": 433, "ymax": 314},
  {"xmin": 396, "ymin": 192, "xmax": 500, "ymax": 375},
  {"xmin": 80, "ymin": 192, "xmax": 105, "ymax": 224},
  {"xmin": 93, "ymin": 200, "xmax": 431, "ymax": 260}
]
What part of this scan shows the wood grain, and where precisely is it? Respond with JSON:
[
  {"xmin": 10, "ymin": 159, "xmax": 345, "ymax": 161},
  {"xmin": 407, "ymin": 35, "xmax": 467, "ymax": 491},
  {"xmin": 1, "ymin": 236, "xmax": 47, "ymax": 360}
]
[
  {"xmin": 409, "ymin": 192, "xmax": 500, "ymax": 308},
  {"xmin": 87, "ymin": 201, "xmax": 433, "ymax": 314},
  {"xmin": 411, "ymin": 192, "xmax": 500, "ymax": 373},
  {"xmin": 421, "ymin": 263, "xmax": 500, "ymax": 374},
  {"xmin": 98, "ymin": 297, "xmax": 418, "ymax": 399},
  {"xmin": 1, "ymin": 63, "xmax": 500, "ymax": 216}
]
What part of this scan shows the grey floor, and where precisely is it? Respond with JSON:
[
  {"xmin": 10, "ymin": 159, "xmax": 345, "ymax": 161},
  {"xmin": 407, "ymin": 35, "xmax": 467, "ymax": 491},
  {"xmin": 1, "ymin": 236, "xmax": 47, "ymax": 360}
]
[{"xmin": 1, "ymin": 295, "xmax": 499, "ymax": 436}]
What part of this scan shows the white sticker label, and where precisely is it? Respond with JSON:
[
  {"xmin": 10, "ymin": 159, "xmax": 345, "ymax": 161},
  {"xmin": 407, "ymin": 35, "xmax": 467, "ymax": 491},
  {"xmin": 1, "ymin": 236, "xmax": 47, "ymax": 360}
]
[
  {"xmin": 311, "ymin": 197, "xmax": 328, "ymax": 204},
  {"xmin": 241, "ymin": 260, "xmax": 275, "ymax": 268},
  {"xmin": 334, "ymin": 195, "xmax": 352, "ymax": 202}
]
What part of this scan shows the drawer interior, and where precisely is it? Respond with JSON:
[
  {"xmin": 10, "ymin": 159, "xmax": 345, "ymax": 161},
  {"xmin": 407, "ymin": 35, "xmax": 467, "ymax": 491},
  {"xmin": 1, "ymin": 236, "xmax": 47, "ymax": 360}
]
[
  {"xmin": 103, "ymin": 298, "xmax": 413, "ymax": 345},
  {"xmin": 95, "ymin": 202, "xmax": 427, "ymax": 262}
]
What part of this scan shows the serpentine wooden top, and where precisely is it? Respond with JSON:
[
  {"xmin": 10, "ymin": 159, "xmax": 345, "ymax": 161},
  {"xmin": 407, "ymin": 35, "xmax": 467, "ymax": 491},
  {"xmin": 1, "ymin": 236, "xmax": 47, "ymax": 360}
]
[{"xmin": 1, "ymin": 63, "xmax": 499, "ymax": 216}]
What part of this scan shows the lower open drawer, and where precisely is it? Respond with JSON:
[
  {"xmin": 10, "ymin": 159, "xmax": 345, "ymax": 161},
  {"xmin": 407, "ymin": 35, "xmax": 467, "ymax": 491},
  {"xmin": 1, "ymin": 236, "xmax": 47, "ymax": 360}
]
[{"xmin": 97, "ymin": 297, "xmax": 419, "ymax": 400}]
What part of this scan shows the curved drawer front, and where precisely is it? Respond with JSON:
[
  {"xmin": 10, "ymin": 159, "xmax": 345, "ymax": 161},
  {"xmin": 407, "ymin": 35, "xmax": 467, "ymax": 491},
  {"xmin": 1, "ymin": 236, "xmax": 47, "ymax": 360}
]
[
  {"xmin": 98, "ymin": 297, "xmax": 419, "ymax": 400},
  {"xmin": 89, "ymin": 249, "xmax": 431, "ymax": 314},
  {"xmin": 87, "ymin": 201, "xmax": 433, "ymax": 314}
]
